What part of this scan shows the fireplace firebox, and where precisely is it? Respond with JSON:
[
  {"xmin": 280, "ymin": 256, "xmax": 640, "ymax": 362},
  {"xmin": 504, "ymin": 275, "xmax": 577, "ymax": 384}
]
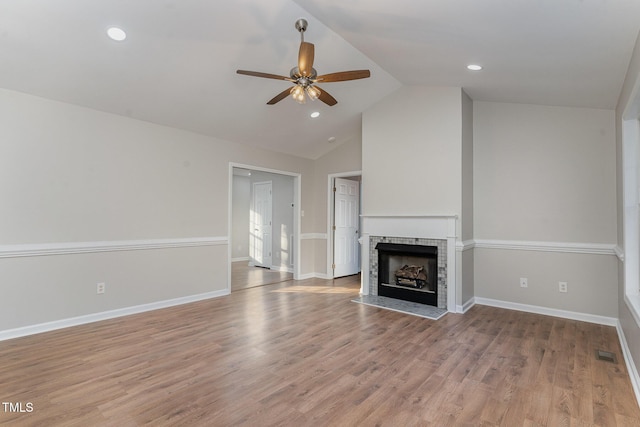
[{"xmin": 375, "ymin": 242, "xmax": 438, "ymax": 306}]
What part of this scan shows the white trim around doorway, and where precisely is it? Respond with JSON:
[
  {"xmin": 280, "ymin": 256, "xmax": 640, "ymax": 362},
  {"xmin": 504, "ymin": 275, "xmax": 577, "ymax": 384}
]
[
  {"xmin": 326, "ymin": 171, "xmax": 362, "ymax": 280},
  {"xmin": 228, "ymin": 163, "xmax": 302, "ymax": 293}
]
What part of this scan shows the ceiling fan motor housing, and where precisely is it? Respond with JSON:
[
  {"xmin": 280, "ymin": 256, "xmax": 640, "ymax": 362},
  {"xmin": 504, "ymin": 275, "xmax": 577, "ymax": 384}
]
[{"xmin": 290, "ymin": 67, "xmax": 317, "ymax": 86}]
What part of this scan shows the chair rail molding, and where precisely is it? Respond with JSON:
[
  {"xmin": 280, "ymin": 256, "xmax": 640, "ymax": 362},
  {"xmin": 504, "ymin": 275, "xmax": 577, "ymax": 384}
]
[
  {"xmin": 300, "ymin": 233, "xmax": 328, "ymax": 240},
  {"xmin": 473, "ymin": 239, "xmax": 617, "ymax": 256},
  {"xmin": 0, "ymin": 237, "xmax": 227, "ymax": 258}
]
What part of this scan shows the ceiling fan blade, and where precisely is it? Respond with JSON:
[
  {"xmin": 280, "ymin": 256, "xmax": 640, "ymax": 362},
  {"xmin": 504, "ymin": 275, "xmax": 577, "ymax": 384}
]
[
  {"xmin": 316, "ymin": 87, "xmax": 337, "ymax": 106},
  {"xmin": 237, "ymin": 70, "xmax": 292, "ymax": 81},
  {"xmin": 298, "ymin": 42, "xmax": 315, "ymax": 77},
  {"xmin": 267, "ymin": 87, "xmax": 293, "ymax": 105},
  {"xmin": 316, "ymin": 70, "xmax": 371, "ymax": 83}
]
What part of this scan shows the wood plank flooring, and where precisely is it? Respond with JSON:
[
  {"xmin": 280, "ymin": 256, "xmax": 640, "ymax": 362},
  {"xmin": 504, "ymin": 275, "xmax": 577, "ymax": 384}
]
[
  {"xmin": 231, "ymin": 261, "xmax": 293, "ymax": 292},
  {"xmin": 1, "ymin": 275, "xmax": 639, "ymax": 426}
]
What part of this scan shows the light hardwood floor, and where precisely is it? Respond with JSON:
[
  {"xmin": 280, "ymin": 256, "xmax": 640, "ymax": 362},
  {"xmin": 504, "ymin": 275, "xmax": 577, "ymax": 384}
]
[
  {"xmin": 1, "ymin": 275, "xmax": 639, "ymax": 426},
  {"xmin": 231, "ymin": 261, "xmax": 293, "ymax": 291}
]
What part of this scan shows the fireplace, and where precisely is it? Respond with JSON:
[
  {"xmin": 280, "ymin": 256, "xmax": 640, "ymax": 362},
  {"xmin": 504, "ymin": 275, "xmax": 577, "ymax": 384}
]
[
  {"xmin": 360, "ymin": 215, "xmax": 457, "ymax": 312},
  {"xmin": 376, "ymin": 242, "xmax": 438, "ymax": 306},
  {"xmin": 367, "ymin": 235, "xmax": 448, "ymax": 309}
]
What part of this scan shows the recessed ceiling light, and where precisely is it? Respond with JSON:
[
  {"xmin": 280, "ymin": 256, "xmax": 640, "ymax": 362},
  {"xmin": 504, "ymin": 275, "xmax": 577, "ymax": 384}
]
[
  {"xmin": 107, "ymin": 27, "xmax": 127, "ymax": 41},
  {"xmin": 328, "ymin": 136, "xmax": 336, "ymax": 143},
  {"xmin": 467, "ymin": 64, "xmax": 482, "ymax": 71},
  {"xmin": 310, "ymin": 111, "xmax": 320, "ymax": 118}
]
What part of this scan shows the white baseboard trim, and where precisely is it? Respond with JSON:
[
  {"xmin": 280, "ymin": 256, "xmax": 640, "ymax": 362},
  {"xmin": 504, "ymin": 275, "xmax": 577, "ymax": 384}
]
[
  {"xmin": 474, "ymin": 297, "xmax": 617, "ymax": 326},
  {"xmin": 456, "ymin": 297, "xmax": 476, "ymax": 313},
  {"xmin": 0, "ymin": 289, "xmax": 229, "ymax": 342},
  {"xmin": 0, "ymin": 237, "xmax": 228, "ymax": 259},
  {"xmin": 231, "ymin": 257, "xmax": 250, "ymax": 262},
  {"xmin": 616, "ymin": 320, "xmax": 640, "ymax": 407},
  {"xmin": 298, "ymin": 272, "xmax": 330, "ymax": 280}
]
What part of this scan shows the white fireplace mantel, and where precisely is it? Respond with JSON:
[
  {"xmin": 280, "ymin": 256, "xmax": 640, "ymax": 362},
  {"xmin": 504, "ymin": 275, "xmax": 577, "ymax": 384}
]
[
  {"xmin": 361, "ymin": 214, "xmax": 457, "ymax": 240},
  {"xmin": 360, "ymin": 214, "xmax": 458, "ymax": 313}
]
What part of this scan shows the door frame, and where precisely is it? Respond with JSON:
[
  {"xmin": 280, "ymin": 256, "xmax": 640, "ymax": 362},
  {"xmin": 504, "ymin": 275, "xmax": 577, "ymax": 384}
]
[
  {"xmin": 326, "ymin": 170, "xmax": 362, "ymax": 280},
  {"xmin": 228, "ymin": 162, "xmax": 301, "ymax": 293}
]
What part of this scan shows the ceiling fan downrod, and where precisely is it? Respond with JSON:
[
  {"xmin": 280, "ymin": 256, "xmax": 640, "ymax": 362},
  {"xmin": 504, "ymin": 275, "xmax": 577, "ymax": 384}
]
[{"xmin": 295, "ymin": 18, "xmax": 308, "ymax": 43}]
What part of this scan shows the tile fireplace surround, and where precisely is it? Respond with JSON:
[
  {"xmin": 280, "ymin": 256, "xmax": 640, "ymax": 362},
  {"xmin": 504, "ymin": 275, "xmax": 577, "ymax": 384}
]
[{"xmin": 360, "ymin": 215, "xmax": 458, "ymax": 313}]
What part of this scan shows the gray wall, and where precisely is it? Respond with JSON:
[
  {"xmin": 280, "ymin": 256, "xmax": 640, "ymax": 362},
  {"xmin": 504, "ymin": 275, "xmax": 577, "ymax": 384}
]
[
  {"xmin": 473, "ymin": 101, "xmax": 618, "ymax": 317},
  {"xmin": 474, "ymin": 102, "xmax": 616, "ymax": 243},
  {"xmin": 362, "ymin": 86, "xmax": 463, "ymax": 218},
  {"xmin": 231, "ymin": 174, "xmax": 250, "ymax": 260},
  {"xmin": 0, "ymin": 88, "xmax": 315, "ymax": 331}
]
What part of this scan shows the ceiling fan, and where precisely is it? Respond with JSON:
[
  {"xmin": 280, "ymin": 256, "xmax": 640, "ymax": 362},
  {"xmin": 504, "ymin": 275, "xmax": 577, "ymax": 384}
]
[{"xmin": 236, "ymin": 18, "xmax": 370, "ymax": 106}]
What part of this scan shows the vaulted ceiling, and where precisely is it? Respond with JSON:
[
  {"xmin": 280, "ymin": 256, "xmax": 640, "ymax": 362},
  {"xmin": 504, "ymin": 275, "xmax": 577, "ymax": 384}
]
[{"xmin": 1, "ymin": 1, "xmax": 639, "ymax": 159}]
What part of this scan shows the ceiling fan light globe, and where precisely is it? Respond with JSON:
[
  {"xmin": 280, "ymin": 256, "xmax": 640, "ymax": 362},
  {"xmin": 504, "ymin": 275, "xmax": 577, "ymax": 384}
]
[
  {"xmin": 291, "ymin": 85, "xmax": 306, "ymax": 104},
  {"xmin": 291, "ymin": 85, "xmax": 303, "ymax": 96},
  {"xmin": 306, "ymin": 85, "xmax": 320, "ymax": 100}
]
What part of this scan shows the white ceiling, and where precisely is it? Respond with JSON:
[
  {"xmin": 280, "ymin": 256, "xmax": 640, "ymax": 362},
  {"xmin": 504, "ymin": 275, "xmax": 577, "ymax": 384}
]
[{"xmin": 1, "ymin": 1, "xmax": 639, "ymax": 159}]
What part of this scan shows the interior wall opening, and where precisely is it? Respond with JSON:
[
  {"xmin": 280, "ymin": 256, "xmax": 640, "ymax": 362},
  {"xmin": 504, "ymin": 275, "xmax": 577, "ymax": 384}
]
[{"xmin": 229, "ymin": 164, "xmax": 300, "ymax": 292}]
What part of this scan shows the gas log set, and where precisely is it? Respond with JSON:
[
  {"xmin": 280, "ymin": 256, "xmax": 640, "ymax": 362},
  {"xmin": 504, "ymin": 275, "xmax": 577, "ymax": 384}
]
[{"xmin": 394, "ymin": 265, "xmax": 428, "ymax": 289}]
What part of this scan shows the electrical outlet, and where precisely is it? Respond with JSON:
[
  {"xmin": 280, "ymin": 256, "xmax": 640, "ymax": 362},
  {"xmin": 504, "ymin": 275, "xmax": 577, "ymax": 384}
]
[
  {"xmin": 97, "ymin": 282, "xmax": 106, "ymax": 294},
  {"xmin": 520, "ymin": 278, "xmax": 528, "ymax": 288},
  {"xmin": 559, "ymin": 281, "xmax": 568, "ymax": 293}
]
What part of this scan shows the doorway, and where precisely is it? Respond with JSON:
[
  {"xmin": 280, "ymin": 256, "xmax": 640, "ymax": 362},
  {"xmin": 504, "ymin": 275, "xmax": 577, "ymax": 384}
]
[
  {"xmin": 328, "ymin": 172, "xmax": 362, "ymax": 278},
  {"xmin": 229, "ymin": 164, "xmax": 300, "ymax": 292}
]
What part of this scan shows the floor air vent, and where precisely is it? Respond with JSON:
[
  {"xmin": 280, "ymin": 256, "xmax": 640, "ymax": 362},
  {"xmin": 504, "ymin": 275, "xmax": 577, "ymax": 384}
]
[{"xmin": 595, "ymin": 349, "xmax": 617, "ymax": 363}]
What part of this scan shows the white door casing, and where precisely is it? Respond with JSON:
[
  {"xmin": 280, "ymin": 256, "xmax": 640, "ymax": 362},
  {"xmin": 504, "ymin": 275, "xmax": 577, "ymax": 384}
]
[
  {"xmin": 251, "ymin": 181, "xmax": 272, "ymax": 268},
  {"xmin": 333, "ymin": 178, "xmax": 360, "ymax": 277}
]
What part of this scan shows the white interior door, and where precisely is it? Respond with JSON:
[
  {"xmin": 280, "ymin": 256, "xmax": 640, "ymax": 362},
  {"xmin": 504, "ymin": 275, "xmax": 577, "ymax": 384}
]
[
  {"xmin": 251, "ymin": 181, "xmax": 272, "ymax": 268},
  {"xmin": 333, "ymin": 178, "xmax": 360, "ymax": 277}
]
